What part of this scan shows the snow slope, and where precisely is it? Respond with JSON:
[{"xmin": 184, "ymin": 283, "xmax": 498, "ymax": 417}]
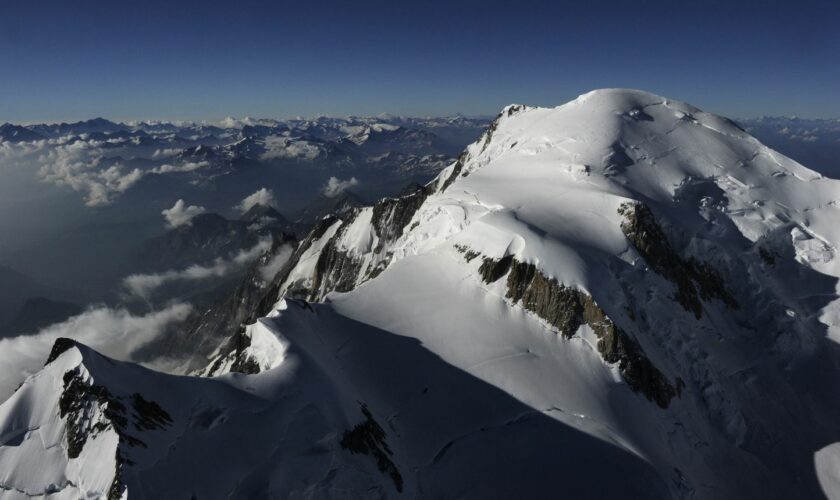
[
  {"xmin": 3, "ymin": 89, "xmax": 840, "ymax": 499},
  {"xmin": 245, "ymin": 89, "xmax": 840, "ymax": 498}
]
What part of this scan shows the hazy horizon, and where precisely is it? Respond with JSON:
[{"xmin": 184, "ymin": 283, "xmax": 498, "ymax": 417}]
[
  {"xmin": 2, "ymin": 0, "xmax": 838, "ymax": 122},
  {"xmin": 5, "ymin": 105, "xmax": 840, "ymax": 127}
]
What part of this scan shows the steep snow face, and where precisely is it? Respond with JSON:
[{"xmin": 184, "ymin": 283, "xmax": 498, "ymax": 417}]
[
  {"xmin": 5, "ymin": 89, "xmax": 840, "ymax": 499},
  {"xmin": 233, "ymin": 89, "xmax": 840, "ymax": 498}
]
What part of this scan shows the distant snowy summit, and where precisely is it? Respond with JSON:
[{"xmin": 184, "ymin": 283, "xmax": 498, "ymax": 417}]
[{"xmin": 4, "ymin": 89, "xmax": 840, "ymax": 499}]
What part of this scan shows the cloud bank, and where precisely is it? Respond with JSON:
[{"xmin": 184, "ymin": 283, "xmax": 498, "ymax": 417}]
[
  {"xmin": 323, "ymin": 176, "xmax": 359, "ymax": 197},
  {"xmin": 123, "ymin": 238, "xmax": 273, "ymax": 299},
  {"xmin": 0, "ymin": 302, "xmax": 192, "ymax": 400},
  {"xmin": 258, "ymin": 243, "xmax": 294, "ymax": 282},
  {"xmin": 0, "ymin": 136, "xmax": 212, "ymax": 207},
  {"xmin": 162, "ymin": 199, "xmax": 206, "ymax": 228}
]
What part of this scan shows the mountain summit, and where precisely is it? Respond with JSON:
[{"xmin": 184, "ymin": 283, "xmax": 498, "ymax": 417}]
[{"xmin": 3, "ymin": 89, "xmax": 840, "ymax": 499}]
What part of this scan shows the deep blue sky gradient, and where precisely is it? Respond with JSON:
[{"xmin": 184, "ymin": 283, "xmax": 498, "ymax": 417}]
[{"xmin": 1, "ymin": 0, "xmax": 838, "ymax": 122}]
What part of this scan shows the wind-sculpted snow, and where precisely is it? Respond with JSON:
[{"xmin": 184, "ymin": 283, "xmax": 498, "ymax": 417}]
[{"xmin": 5, "ymin": 89, "xmax": 840, "ymax": 498}]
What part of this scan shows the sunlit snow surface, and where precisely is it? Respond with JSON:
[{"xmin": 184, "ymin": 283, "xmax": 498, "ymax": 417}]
[{"xmin": 4, "ymin": 89, "xmax": 840, "ymax": 499}]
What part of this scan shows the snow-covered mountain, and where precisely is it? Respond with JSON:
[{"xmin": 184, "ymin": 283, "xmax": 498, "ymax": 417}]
[{"xmin": 3, "ymin": 89, "xmax": 840, "ymax": 499}]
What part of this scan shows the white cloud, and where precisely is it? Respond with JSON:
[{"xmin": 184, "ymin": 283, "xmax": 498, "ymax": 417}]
[
  {"xmin": 0, "ymin": 136, "xmax": 211, "ymax": 207},
  {"xmin": 323, "ymin": 176, "xmax": 359, "ymax": 197},
  {"xmin": 123, "ymin": 238, "xmax": 273, "ymax": 299},
  {"xmin": 123, "ymin": 261, "xmax": 228, "ymax": 299},
  {"xmin": 236, "ymin": 187, "xmax": 276, "ymax": 213},
  {"xmin": 233, "ymin": 238, "xmax": 274, "ymax": 264},
  {"xmin": 151, "ymin": 161, "xmax": 209, "ymax": 174},
  {"xmin": 258, "ymin": 244, "xmax": 294, "ymax": 282},
  {"xmin": 217, "ymin": 116, "xmax": 278, "ymax": 129},
  {"xmin": 162, "ymin": 199, "xmax": 206, "ymax": 228},
  {"xmin": 151, "ymin": 148, "xmax": 182, "ymax": 159},
  {"xmin": 32, "ymin": 138, "xmax": 128, "ymax": 207},
  {"xmin": 0, "ymin": 302, "xmax": 192, "ymax": 400},
  {"xmin": 37, "ymin": 142, "xmax": 207, "ymax": 207},
  {"xmin": 261, "ymin": 135, "xmax": 322, "ymax": 161}
]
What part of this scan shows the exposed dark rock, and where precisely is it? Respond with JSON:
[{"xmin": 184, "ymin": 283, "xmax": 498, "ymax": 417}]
[
  {"xmin": 293, "ymin": 186, "xmax": 431, "ymax": 302},
  {"xmin": 59, "ymin": 370, "xmax": 98, "ymax": 458},
  {"xmin": 478, "ymin": 254, "xmax": 513, "ymax": 284},
  {"xmin": 580, "ymin": 295, "xmax": 676, "ymax": 409},
  {"xmin": 107, "ymin": 451, "xmax": 128, "ymax": 500},
  {"xmin": 454, "ymin": 244, "xmax": 480, "ymax": 262},
  {"xmin": 59, "ymin": 366, "xmax": 172, "ymax": 461},
  {"xmin": 479, "ymin": 114, "xmax": 501, "ymax": 153},
  {"xmin": 229, "ymin": 330, "xmax": 261, "ymax": 375},
  {"xmin": 618, "ymin": 202, "xmax": 738, "ymax": 319},
  {"xmin": 439, "ymin": 154, "xmax": 465, "ymax": 193},
  {"xmin": 371, "ymin": 185, "xmax": 430, "ymax": 253},
  {"xmin": 46, "ymin": 337, "xmax": 78, "ymax": 365},
  {"xmin": 505, "ymin": 104, "xmax": 527, "ymax": 117},
  {"xmin": 479, "ymin": 256, "xmax": 677, "ymax": 408},
  {"xmin": 311, "ymin": 246, "xmax": 362, "ymax": 299},
  {"xmin": 309, "ymin": 211, "xmax": 365, "ymax": 301},
  {"xmin": 59, "ymin": 369, "xmax": 135, "ymax": 458},
  {"xmin": 506, "ymin": 260, "xmax": 584, "ymax": 338},
  {"xmin": 340, "ymin": 403, "xmax": 403, "ymax": 493}
]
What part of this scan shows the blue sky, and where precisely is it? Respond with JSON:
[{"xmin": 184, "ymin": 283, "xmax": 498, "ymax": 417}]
[{"xmin": 1, "ymin": 0, "xmax": 837, "ymax": 122}]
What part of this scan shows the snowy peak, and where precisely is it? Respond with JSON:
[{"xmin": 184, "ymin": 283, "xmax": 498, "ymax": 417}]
[
  {"xmin": 4, "ymin": 90, "xmax": 840, "ymax": 499},
  {"xmin": 0, "ymin": 338, "xmax": 173, "ymax": 498},
  {"xmin": 207, "ymin": 89, "xmax": 840, "ymax": 498},
  {"xmin": 45, "ymin": 336, "xmax": 87, "ymax": 365}
]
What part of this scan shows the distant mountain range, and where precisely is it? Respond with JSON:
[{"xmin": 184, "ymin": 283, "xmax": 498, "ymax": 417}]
[
  {"xmin": 0, "ymin": 112, "xmax": 490, "ymax": 306},
  {"xmin": 738, "ymin": 116, "xmax": 840, "ymax": 177}
]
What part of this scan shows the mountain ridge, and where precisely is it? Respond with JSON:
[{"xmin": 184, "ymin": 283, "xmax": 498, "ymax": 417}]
[{"xmin": 3, "ymin": 89, "xmax": 840, "ymax": 499}]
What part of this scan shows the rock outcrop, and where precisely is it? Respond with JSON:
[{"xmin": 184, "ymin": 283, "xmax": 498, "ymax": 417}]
[{"xmin": 477, "ymin": 254, "xmax": 677, "ymax": 408}]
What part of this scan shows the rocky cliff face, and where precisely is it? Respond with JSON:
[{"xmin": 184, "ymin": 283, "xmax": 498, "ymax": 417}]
[
  {"xmin": 618, "ymin": 201, "xmax": 738, "ymax": 318},
  {"xmin": 475, "ymin": 254, "xmax": 678, "ymax": 408}
]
